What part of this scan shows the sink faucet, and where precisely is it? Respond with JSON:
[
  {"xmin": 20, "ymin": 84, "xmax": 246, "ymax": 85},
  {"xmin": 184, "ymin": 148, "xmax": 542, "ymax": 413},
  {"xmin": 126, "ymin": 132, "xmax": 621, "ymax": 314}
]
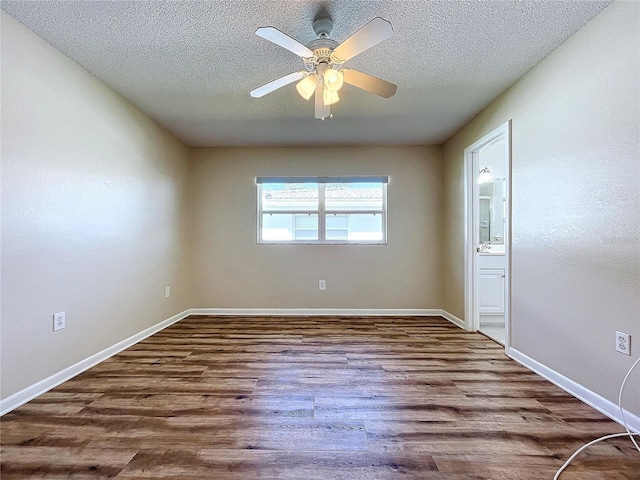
[{"xmin": 477, "ymin": 242, "xmax": 491, "ymax": 253}]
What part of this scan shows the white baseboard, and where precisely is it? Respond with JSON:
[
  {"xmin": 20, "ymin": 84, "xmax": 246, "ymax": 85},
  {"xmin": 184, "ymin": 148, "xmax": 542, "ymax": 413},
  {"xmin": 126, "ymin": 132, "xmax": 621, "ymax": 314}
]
[
  {"xmin": 0, "ymin": 309, "xmax": 191, "ymax": 416},
  {"xmin": 508, "ymin": 347, "xmax": 640, "ymax": 433},
  {"xmin": 440, "ymin": 310, "xmax": 466, "ymax": 330},
  {"xmin": 190, "ymin": 308, "xmax": 445, "ymax": 317}
]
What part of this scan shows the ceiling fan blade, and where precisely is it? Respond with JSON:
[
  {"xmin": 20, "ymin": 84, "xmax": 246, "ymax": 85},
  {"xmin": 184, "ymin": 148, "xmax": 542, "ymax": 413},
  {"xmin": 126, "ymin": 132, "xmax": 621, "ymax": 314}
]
[
  {"xmin": 250, "ymin": 71, "xmax": 306, "ymax": 98},
  {"xmin": 343, "ymin": 69, "xmax": 397, "ymax": 98},
  {"xmin": 332, "ymin": 18, "xmax": 393, "ymax": 62},
  {"xmin": 315, "ymin": 83, "xmax": 330, "ymax": 119},
  {"xmin": 256, "ymin": 27, "xmax": 314, "ymax": 58}
]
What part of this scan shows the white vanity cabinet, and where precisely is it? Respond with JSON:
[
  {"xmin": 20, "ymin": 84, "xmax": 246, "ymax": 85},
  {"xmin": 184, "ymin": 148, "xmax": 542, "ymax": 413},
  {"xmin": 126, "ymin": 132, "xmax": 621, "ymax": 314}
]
[{"xmin": 478, "ymin": 268, "xmax": 506, "ymax": 314}]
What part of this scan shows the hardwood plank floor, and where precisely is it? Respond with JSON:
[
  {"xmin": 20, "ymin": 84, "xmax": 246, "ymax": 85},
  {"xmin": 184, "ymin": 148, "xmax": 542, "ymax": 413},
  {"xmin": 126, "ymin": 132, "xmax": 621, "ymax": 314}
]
[{"xmin": 1, "ymin": 316, "xmax": 638, "ymax": 479}]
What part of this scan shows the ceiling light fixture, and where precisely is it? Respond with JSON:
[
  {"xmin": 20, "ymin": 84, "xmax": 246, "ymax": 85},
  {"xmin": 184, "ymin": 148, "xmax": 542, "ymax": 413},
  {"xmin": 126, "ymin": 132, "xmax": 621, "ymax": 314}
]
[
  {"xmin": 323, "ymin": 69, "xmax": 344, "ymax": 91},
  {"xmin": 250, "ymin": 15, "xmax": 397, "ymax": 120},
  {"xmin": 323, "ymin": 88, "xmax": 339, "ymax": 105},
  {"xmin": 296, "ymin": 74, "xmax": 317, "ymax": 100}
]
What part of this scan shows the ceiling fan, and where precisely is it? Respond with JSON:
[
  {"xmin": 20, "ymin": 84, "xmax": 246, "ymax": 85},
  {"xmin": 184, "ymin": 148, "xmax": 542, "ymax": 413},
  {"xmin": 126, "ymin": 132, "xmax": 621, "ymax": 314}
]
[{"xmin": 250, "ymin": 15, "xmax": 397, "ymax": 120}]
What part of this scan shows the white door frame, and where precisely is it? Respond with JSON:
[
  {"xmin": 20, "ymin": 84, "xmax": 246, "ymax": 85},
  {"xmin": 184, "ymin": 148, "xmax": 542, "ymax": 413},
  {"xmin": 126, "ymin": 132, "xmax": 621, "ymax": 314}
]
[{"xmin": 463, "ymin": 121, "xmax": 512, "ymax": 349}]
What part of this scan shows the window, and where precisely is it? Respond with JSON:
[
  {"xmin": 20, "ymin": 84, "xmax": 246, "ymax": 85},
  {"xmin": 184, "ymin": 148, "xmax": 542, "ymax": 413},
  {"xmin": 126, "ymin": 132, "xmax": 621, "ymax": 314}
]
[{"xmin": 257, "ymin": 177, "xmax": 388, "ymax": 244}]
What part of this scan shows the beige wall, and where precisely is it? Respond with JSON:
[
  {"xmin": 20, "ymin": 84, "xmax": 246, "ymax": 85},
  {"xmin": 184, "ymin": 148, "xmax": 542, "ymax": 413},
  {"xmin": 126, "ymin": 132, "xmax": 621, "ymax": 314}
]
[
  {"xmin": 190, "ymin": 146, "xmax": 442, "ymax": 309},
  {"xmin": 442, "ymin": 1, "xmax": 639, "ymax": 413},
  {"xmin": 1, "ymin": 13, "xmax": 192, "ymax": 398}
]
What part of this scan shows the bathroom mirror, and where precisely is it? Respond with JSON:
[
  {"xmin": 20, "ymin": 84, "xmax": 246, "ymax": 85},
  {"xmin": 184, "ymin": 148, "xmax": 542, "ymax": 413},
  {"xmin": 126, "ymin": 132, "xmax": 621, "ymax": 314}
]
[{"xmin": 478, "ymin": 177, "xmax": 505, "ymax": 246}]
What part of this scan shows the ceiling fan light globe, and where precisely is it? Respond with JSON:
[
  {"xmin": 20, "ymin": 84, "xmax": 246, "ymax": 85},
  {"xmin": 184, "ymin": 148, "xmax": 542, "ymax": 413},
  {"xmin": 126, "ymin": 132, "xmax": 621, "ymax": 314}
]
[
  {"xmin": 323, "ymin": 88, "xmax": 339, "ymax": 106},
  {"xmin": 323, "ymin": 69, "xmax": 344, "ymax": 92},
  {"xmin": 296, "ymin": 75, "xmax": 317, "ymax": 100}
]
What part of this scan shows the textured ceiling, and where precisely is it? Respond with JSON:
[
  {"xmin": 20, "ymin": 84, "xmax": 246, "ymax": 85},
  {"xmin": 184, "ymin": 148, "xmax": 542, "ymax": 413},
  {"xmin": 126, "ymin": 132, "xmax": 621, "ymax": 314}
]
[{"xmin": 2, "ymin": 0, "xmax": 611, "ymax": 147}]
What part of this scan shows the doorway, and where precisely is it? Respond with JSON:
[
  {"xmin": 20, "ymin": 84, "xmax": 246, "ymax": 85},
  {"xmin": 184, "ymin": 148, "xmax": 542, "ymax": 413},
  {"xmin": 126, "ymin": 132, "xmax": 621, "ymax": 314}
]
[{"xmin": 464, "ymin": 122, "xmax": 511, "ymax": 347}]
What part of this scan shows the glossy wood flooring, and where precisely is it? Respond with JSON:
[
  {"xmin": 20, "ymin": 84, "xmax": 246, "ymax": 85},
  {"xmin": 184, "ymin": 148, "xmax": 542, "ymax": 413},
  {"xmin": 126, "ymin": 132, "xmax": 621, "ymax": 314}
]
[{"xmin": 2, "ymin": 316, "xmax": 639, "ymax": 479}]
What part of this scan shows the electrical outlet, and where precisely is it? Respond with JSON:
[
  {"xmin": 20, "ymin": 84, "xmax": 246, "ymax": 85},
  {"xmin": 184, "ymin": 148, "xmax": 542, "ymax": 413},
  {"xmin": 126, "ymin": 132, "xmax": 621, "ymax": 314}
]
[
  {"xmin": 53, "ymin": 311, "xmax": 65, "ymax": 332},
  {"xmin": 319, "ymin": 280, "xmax": 326, "ymax": 291},
  {"xmin": 615, "ymin": 331, "xmax": 631, "ymax": 355},
  {"xmin": 165, "ymin": 286, "xmax": 171, "ymax": 298}
]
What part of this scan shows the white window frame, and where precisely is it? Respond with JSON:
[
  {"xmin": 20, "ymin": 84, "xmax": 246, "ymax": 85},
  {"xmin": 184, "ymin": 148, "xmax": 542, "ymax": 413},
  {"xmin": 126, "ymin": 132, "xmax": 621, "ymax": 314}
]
[{"xmin": 257, "ymin": 176, "xmax": 388, "ymax": 245}]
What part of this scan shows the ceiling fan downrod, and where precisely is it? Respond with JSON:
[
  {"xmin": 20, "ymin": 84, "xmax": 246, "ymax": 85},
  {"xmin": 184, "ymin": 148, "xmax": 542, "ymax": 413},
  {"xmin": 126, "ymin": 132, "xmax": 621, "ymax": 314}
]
[{"xmin": 312, "ymin": 17, "xmax": 333, "ymax": 39}]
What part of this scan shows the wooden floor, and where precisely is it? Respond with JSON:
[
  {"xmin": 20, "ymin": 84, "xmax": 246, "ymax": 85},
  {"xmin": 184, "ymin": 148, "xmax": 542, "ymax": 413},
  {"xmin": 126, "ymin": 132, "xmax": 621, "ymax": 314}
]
[{"xmin": 1, "ymin": 316, "xmax": 638, "ymax": 479}]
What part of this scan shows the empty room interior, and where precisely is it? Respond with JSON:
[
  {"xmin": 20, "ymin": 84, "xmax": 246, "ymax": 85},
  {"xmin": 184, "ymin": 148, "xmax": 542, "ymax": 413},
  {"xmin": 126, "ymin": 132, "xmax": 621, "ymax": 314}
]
[{"xmin": 1, "ymin": 1, "xmax": 639, "ymax": 478}]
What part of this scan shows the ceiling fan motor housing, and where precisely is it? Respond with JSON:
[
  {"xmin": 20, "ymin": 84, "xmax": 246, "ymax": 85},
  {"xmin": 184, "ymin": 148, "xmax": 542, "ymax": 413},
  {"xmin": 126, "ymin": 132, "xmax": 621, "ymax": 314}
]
[{"xmin": 305, "ymin": 38, "xmax": 342, "ymax": 72}]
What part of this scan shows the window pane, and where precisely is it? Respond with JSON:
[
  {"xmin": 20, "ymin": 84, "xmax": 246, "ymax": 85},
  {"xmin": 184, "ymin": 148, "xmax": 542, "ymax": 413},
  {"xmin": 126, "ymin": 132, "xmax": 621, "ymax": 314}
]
[
  {"xmin": 294, "ymin": 215, "xmax": 317, "ymax": 229},
  {"xmin": 295, "ymin": 229, "xmax": 319, "ymax": 240},
  {"xmin": 326, "ymin": 213, "xmax": 383, "ymax": 241},
  {"xmin": 258, "ymin": 178, "xmax": 387, "ymax": 244},
  {"xmin": 326, "ymin": 215, "xmax": 349, "ymax": 229},
  {"xmin": 261, "ymin": 183, "xmax": 318, "ymax": 211},
  {"xmin": 261, "ymin": 213, "xmax": 294, "ymax": 241},
  {"xmin": 262, "ymin": 213, "xmax": 319, "ymax": 241},
  {"xmin": 326, "ymin": 214, "xmax": 348, "ymax": 240},
  {"xmin": 326, "ymin": 229, "xmax": 349, "ymax": 240},
  {"xmin": 293, "ymin": 214, "xmax": 318, "ymax": 240},
  {"xmin": 325, "ymin": 183, "xmax": 383, "ymax": 211}
]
